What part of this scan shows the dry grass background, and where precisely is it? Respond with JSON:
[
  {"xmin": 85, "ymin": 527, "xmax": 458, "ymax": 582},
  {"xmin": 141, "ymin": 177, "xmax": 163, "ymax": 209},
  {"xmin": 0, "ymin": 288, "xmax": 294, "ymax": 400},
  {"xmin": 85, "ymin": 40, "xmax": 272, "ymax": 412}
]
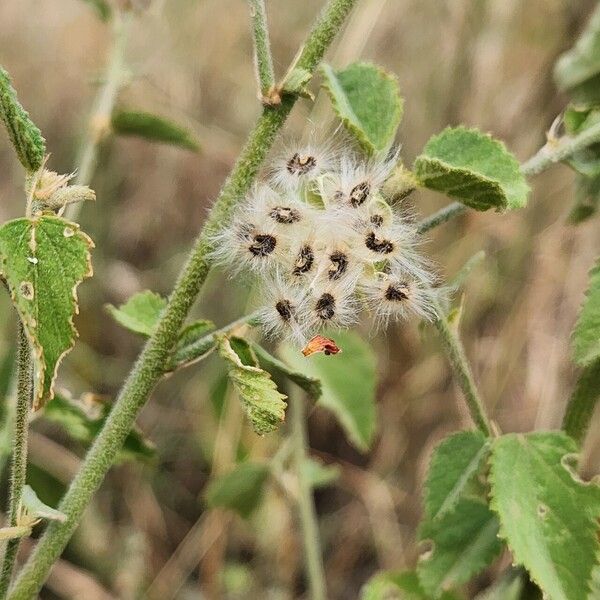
[{"xmin": 1, "ymin": 0, "xmax": 599, "ymax": 598}]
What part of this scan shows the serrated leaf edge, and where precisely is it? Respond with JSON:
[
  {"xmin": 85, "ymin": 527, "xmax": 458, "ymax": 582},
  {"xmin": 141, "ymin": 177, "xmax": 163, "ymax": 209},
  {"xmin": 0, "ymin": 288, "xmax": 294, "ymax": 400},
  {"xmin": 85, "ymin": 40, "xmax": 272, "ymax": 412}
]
[
  {"xmin": 320, "ymin": 61, "xmax": 403, "ymax": 154},
  {"xmin": 487, "ymin": 433, "xmax": 600, "ymax": 600},
  {"xmin": 414, "ymin": 126, "xmax": 530, "ymax": 210},
  {"xmin": 0, "ymin": 217, "xmax": 94, "ymax": 410}
]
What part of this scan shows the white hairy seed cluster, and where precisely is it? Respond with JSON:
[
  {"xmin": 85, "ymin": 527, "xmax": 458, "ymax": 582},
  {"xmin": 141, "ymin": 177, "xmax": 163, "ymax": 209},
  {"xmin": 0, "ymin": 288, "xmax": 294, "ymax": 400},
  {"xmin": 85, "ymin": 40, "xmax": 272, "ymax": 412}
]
[{"xmin": 210, "ymin": 144, "xmax": 439, "ymax": 345}]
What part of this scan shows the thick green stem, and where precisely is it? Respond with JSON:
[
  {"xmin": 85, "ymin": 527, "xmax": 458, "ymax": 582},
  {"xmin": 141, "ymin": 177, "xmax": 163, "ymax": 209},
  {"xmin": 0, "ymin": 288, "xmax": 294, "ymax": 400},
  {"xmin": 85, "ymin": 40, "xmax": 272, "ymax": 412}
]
[
  {"xmin": 7, "ymin": 2, "xmax": 357, "ymax": 597},
  {"xmin": 65, "ymin": 11, "xmax": 132, "ymax": 221},
  {"xmin": 0, "ymin": 324, "xmax": 32, "ymax": 598},
  {"xmin": 431, "ymin": 299, "xmax": 493, "ymax": 437},
  {"xmin": 291, "ymin": 392, "xmax": 327, "ymax": 600},
  {"xmin": 248, "ymin": 0, "xmax": 275, "ymax": 98}
]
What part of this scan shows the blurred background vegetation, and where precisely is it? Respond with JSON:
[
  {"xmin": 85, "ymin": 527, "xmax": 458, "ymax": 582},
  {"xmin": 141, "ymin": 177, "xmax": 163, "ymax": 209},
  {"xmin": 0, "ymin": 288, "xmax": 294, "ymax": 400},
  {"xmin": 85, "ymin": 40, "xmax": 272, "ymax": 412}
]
[{"xmin": 1, "ymin": 0, "xmax": 599, "ymax": 598}]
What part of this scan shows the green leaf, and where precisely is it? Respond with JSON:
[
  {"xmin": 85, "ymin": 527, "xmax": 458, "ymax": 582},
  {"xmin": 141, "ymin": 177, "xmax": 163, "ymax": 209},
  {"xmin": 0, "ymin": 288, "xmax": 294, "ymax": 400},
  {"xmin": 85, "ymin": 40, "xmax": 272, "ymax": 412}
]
[
  {"xmin": 301, "ymin": 457, "xmax": 340, "ymax": 489},
  {"xmin": 217, "ymin": 336, "xmax": 287, "ymax": 435},
  {"xmin": 43, "ymin": 393, "xmax": 155, "ymax": 462},
  {"xmin": 418, "ymin": 431, "xmax": 502, "ymax": 597},
  {"xmin": 111, "ymin": 110, "xmax": 200, "ymax": 152},
  {"xmin": 489, "ymin": 432, "xmax": 600, "ymax": 600},
  {"xmin": 572, "ymin": 257, "xmax": 600, "ymax": 366},
  {"xmin": 168, "ymin": 319, "xmax": 217, "ymax": 370},
  {"xmin": 563, "ymin": 359, "xmax": 600, "ymax": 445},
  {"xmin": 320, "ymin": 62, "xmax": 403, "ymax": 154},
  {"xmin": 251, "ymin": 342, "xmax": 322, "ymax": 400},
  {"xmin": 562, "ymin": 105, "xmax": 600, "ymax": 178},
  {"xmin": 0, "ymin": 66, "xmax": 46, "ymax": 172},
  {"xmin": 554, "ymin": 5, "xmax": 600, "ymax": 103},
  {"xmin": 569, "ymin": 173, "xmax": 600, "ymax": 224},
  {"xmin": 20, "ymin": 485, "xmax": 66, "ymax": 522},
  {"xmin": 105, "ymin": 291, "xmax": 167, "ymax": 337},
  {"xmin": 205, "ymin": 461, "xmax": 269, "ymax": 518},
  {"xmin": 281, "ymin": 330, "xmax": 377, "ymax": 452},
  {"xmin": 422, "ymin": 431, "xmax": 490, "ymax": 521},
  {"xmin": 0, "ymin": 216, "xmax": 93, "ymax": 409},
  {"xmin": 414, "ymin": 127, "xmax": 529, "ymax": 211},
  {"xmin": 361, "ymin": 570, "xmax": 460, "ymax": 600},
  {"xmin": 80, "ymin": 0, "xmax": 111, "ymax": 21}
]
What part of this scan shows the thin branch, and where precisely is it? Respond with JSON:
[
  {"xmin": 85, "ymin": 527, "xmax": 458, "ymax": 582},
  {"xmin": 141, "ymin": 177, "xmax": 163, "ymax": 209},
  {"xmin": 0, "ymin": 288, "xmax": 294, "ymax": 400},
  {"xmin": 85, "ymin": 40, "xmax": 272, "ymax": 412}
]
[
  {"xmin": 291, "ymin": 391, "xmax": 327, "ymax": 600},
  {"xmin": 431, "ymin": 298, "xmax": 493, "ymax": 437},
  {"xmin": 7, "ymin": 2, "xmax": 358, "ymax": 597},
  {"xmin": 65, "ymin": 11, "xmax": 132, "ymax": 221},
  {"xmin": 248, "ymin": 0, "xmax": 276, "ymax": 99},
  {"xmin": 0, "ymin": 323, "xmax": 32, "ymax": 597},
  {"xmin": 416, "ymin": 201, "xmax": 465, "ymax": 234}
]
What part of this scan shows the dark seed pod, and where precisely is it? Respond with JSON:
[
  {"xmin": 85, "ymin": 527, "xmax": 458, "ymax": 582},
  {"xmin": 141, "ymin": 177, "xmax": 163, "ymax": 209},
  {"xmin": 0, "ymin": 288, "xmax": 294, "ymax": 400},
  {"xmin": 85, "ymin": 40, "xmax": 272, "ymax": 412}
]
[
  {"xmin": 269, "ymin": 206, "xmax": 302, "ymax": 224},
  {"xmin": 328, "ymin": 251, "xmax": 348, "ymax": 280},
  {"xmin": 365, "ymin": 232, "xmax": 394, "ymax": 254},
  {"xmin": 293, "ymin": 244, "xmax": 314, "ymax": 275},
  {"xmin": 315, "ymin": 292, "xmax": 335, "ymax": 320},
  {"xmin": 287, "ymin": 152, "xmax": 317, "ymax": 175},
  {"xmin": 349, "ymin": 181, "xmax": 370, "ymax": 207},
  {"xmin": 249, "ymin": 234, "xmax": 277, "ymax": 256},
  {"xmin": 275, "ymin": 299, "xmax": 293, "ymax": 321},
  {"xmin": 370, "ymin": 214, "xmax": 384, "ymax": 228},
  {"xmin": 385, "ymin": 283, "xmax": 410, "ymax": 302}
]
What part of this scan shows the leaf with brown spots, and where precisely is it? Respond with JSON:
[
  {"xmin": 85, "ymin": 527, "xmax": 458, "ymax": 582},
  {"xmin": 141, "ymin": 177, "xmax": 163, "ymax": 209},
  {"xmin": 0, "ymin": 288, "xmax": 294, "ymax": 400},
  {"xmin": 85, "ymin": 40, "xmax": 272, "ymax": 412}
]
[{"xmin": 0, "ymin": 216, "xmax": 93, "ymax": 409}]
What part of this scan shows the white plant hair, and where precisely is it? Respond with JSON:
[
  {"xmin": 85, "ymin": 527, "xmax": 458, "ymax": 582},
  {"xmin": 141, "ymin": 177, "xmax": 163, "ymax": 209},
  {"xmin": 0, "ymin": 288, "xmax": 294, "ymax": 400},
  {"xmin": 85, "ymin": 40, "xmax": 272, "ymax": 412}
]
[{"xmin": 212, "ymin": 139, "xmax": 439, "ymax": 344}]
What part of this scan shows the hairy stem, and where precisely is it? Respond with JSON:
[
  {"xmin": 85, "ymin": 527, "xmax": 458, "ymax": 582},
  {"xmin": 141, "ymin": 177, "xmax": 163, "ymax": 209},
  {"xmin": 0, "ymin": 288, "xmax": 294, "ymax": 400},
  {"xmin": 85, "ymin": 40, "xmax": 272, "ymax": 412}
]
[
  {"xmin": 417, "ymin": 201, "xmax": 465, "ymax": 234},
  {"xmin": 167, "ymin": 311, "xmax": 261, "ymax": 371},
  {"xmin": 248, "ymin": 0, "xmax": 275, "ymax": 98},
  {"xmin": 431, "ymin": 299, "xmax": 493, "ymax": 437},
  {"xmin": 291, "ymin": 392, "xmax": 327, "ymax": 600},
  {"xmin": 0, "ymin": 323, "xmax": 32, "ymax": 598},
  {"xmin": 65, "ymin": 11, "xmax": 132, "ymax": 221},
  {"xmin": 7, "ymin": 1, "xmax": 357, "ymax": 597}
]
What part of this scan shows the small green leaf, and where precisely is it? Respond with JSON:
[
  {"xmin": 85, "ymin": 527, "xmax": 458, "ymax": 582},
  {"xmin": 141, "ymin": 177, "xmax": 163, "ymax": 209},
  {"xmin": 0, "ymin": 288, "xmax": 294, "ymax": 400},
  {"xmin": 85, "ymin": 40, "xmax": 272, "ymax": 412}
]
[
  {"xmin": 251, "ymin": 342, "xmax": 322, "ymax": 400},
  {"xmin": 205, "ymin": 462, "xmax": 269, "ymax": 518},
  {"xmin": 562, "ymin": 105, "xmax": 600, "ymax": 178},
  {"xmin": 301, "ymin": 457, "xmax": 339, "ymax": 489},
  {"xmin": 111, "ymin": 110, "xmax": 200, "ymax": 152},
  {"xmin": 554, "ymin": 5, "xmax": 600, "ymax": 103},
  {"xmin": 281, "ymin": 331, "xmax": 377, "ymax": 452},
  {"xmin": 80, "ymin": 0, "xmax": 112, "ymax": 21},
  {"xmin": 106, "ymin": 291, "xmax": 167, "ymax": 337},
  {"xmin": 168, "ymin": 319, "xmax": 217, "ymax": 370},
  {"xmin": 217, "ymin": 336, "xmax": 287, "ymax": 435},
  {"xmin": 0, "ymin": 216, "xmax": 93, "ymax": 409},
  {"xmin": 0, "ymin": 66, "xmax": 46, "ymax": 172},
  {"xmin": 563, "ymin": 359, "xmax": 600, "ymax": 446},
  {"xmin": 569, "ymin": 173, "xmax": 600, "ymax": 224},
  {"xmin": 572, "ymin": 257, "xmax": 600, "ymax": 365},
  {"xmin": 489, "ymin": 432, "xmax": 600, "ymax": 600},
  {"xmin": 320, "ymin": 62, "xmax": 403, "ymax": 154},
  {"xmin": 21, "ymin": 485, "xmax": 66, "ymax": 522},
  {"xmin": 361, "ymin": 570, "xmax": 460, "ymax": 600},
  {"xmin": 422, "ymin": 431, "xmax": 490, "ymax": 521},
  {"xmin": 418, "ymin": 431, "xmax": 501, "ymax": 597},
  {"xmin": 43, "ymin": 393, "xmax": 155, "ymax": 462},
  {"xmin": 414, "ymin": 127, "xmax": 529, "ymax": 211}
]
